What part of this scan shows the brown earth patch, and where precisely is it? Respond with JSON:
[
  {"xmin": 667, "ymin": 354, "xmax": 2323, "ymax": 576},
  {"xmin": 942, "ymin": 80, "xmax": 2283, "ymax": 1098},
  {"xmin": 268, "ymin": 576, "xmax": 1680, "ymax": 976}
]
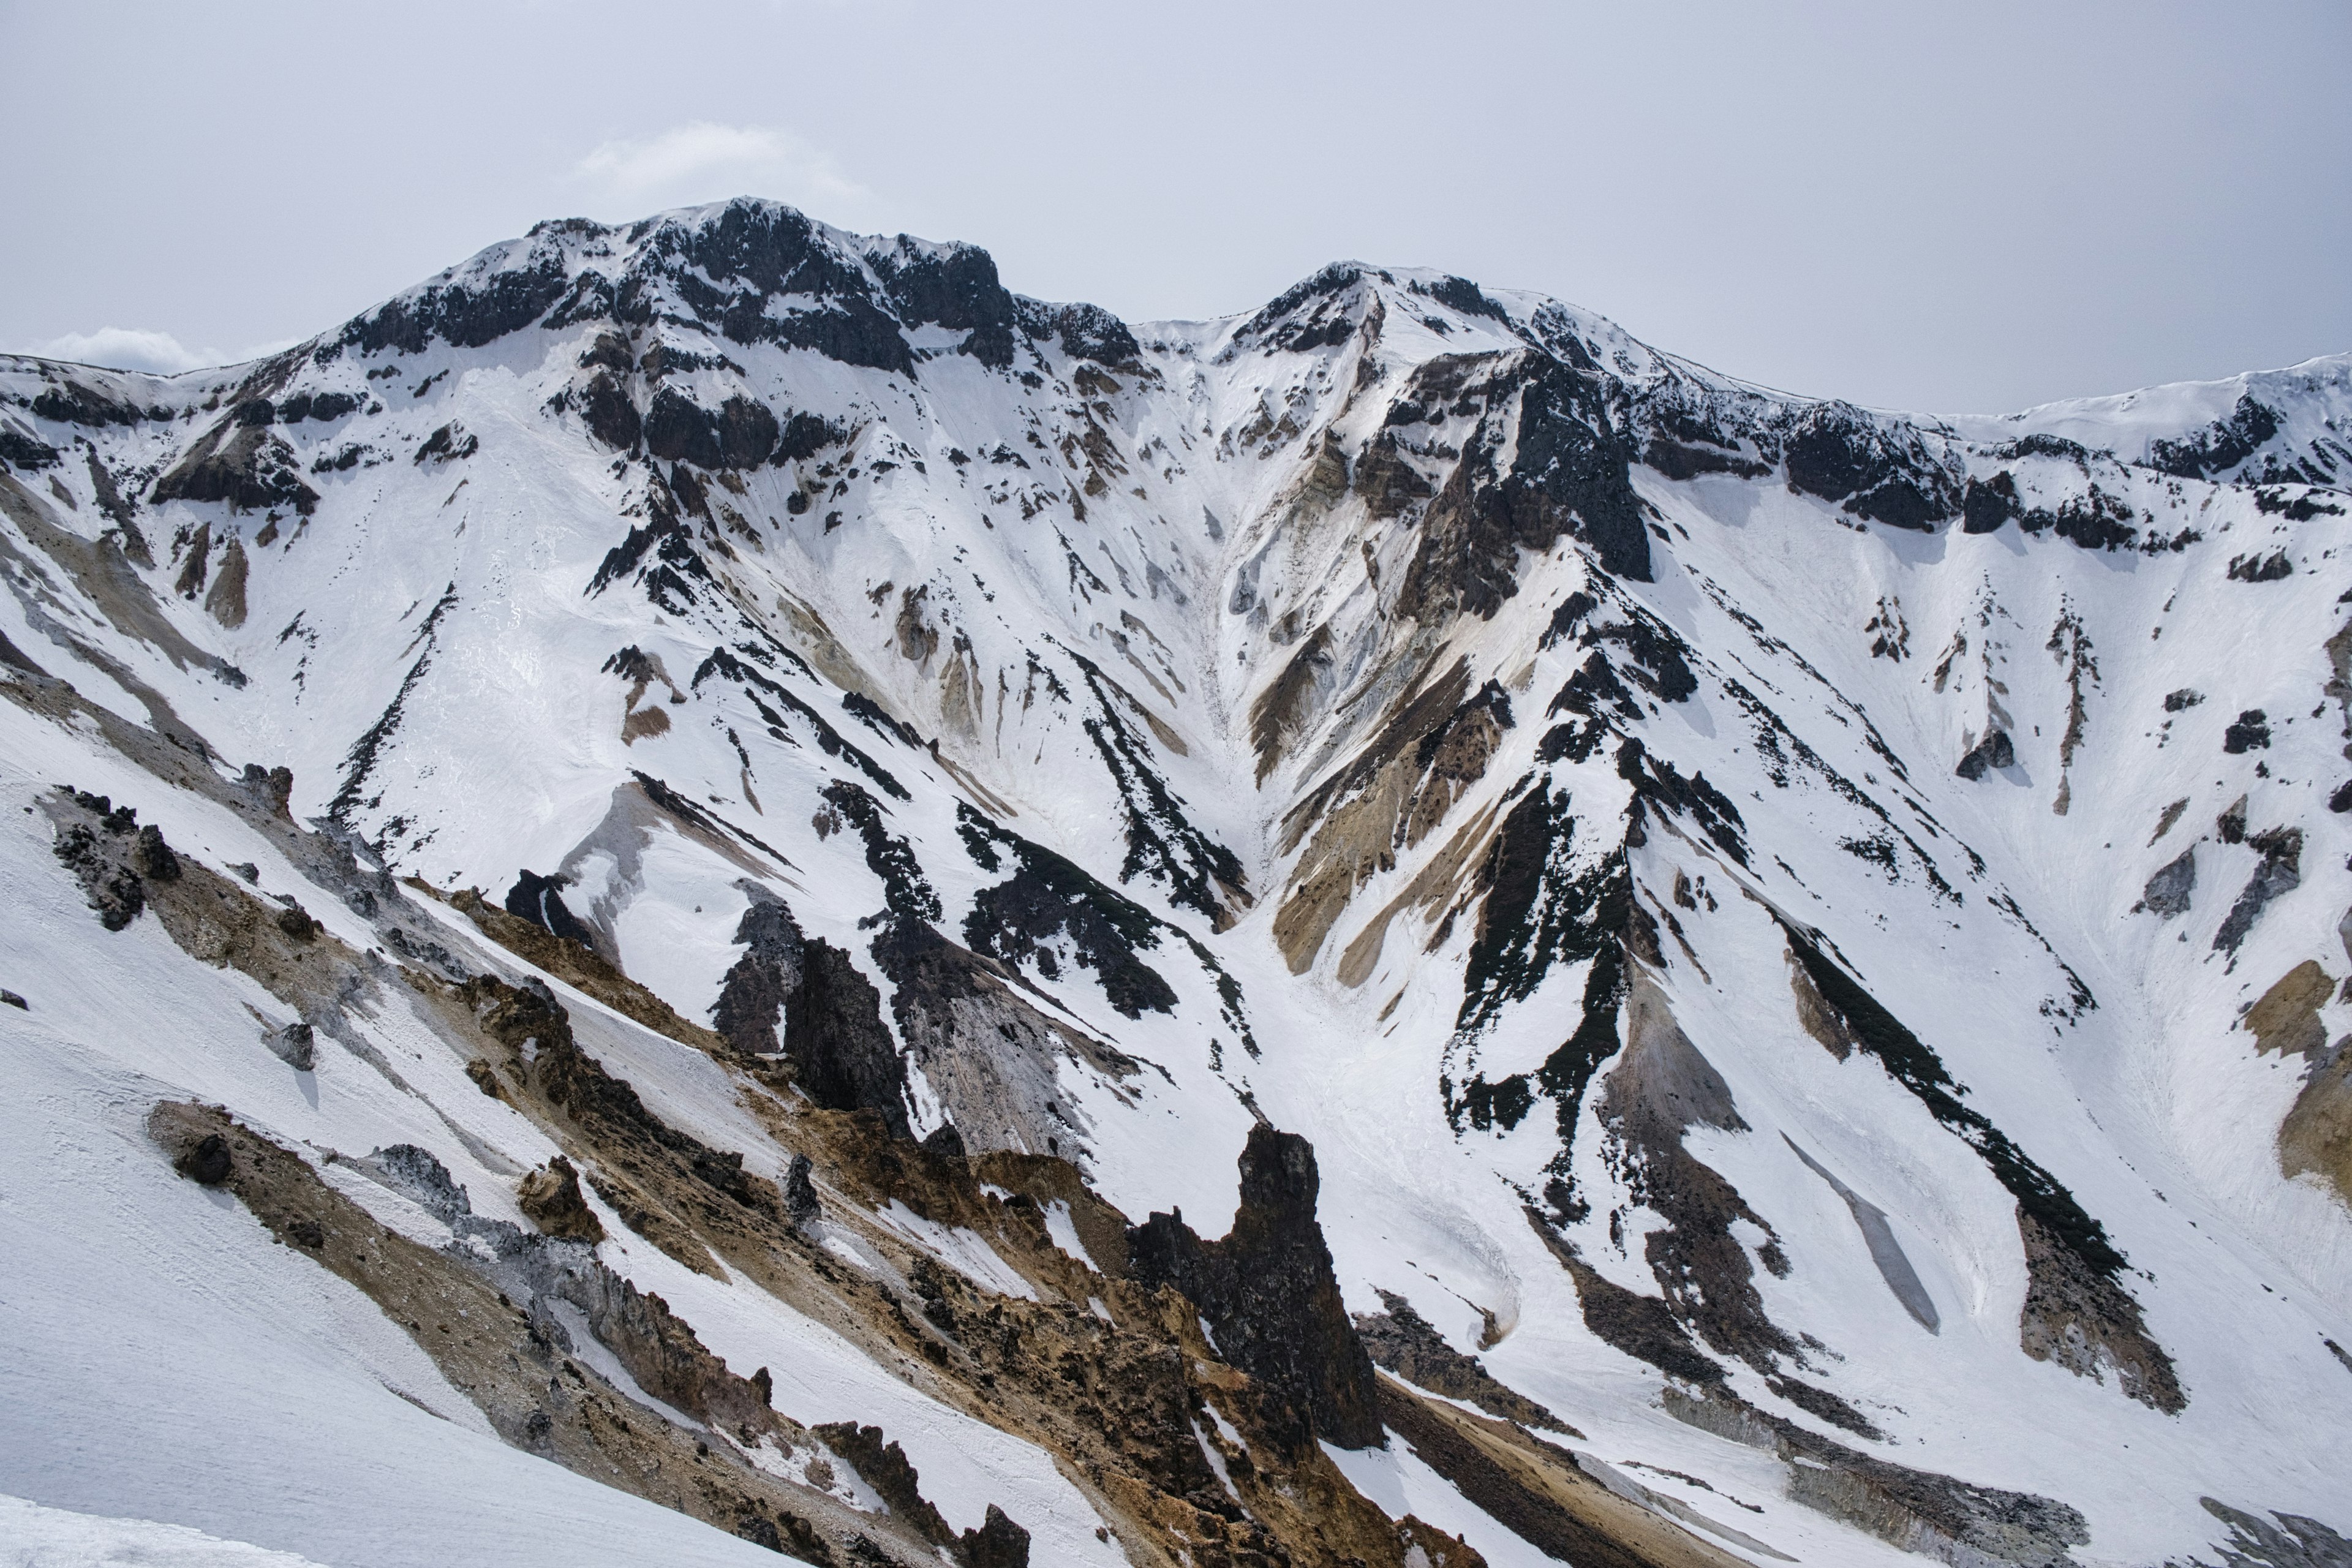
[{"xmin": 2244, "ymin": 960, "xmax": 2334, "ymax": 1059}]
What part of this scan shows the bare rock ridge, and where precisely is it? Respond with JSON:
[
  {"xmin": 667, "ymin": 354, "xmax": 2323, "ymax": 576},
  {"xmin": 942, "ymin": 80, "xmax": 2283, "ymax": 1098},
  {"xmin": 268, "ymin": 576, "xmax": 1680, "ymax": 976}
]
[{"xmin": 1128, "ymin": 1124, "xmax": 1385, "ymax": 1450}]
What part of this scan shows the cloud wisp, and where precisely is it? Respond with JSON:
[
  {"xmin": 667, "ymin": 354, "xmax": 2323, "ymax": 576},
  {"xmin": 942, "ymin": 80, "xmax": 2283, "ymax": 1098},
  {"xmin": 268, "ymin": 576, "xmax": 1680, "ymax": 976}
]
[
  {"xmin": 15, "ymin": 328, "xmax": 302, "ymax": 377},
  {"xmin": 572, "ymin": 122, "xmax": 871, "ymax": 220}
]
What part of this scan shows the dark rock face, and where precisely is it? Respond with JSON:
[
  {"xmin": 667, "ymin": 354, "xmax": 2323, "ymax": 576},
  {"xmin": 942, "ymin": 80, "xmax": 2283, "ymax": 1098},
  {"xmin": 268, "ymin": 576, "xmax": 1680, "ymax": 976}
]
[
  {"xmin": 2215, "ymin": 828, "xmax": 2302, "ymax": 954},
  {"xmin": 2148, "ymin": 393, "xmax": 2282, "ymax": 481},
  {"xmin": 626, "ymin": 202, "xmax": 915, "ymax": 375},
  {"xmin": 577, "ymin": 371, "xmax": 641, "ymax": 451},
  {"xmin": 782, "ymin": 938, "xmax": 912, "ymax": 1139},
  {"xmin": 1126, "ymin": 1125, "xmax": 1383, "ymax": 1450},
  {"xmin": 2223, "ymin": 709, "xmax": 2272, "ymax": 753},
  {"xmin": 2142, "ymin": 848, "xmax": 2197, "ymax": 918},
  {"xmin": 151, "ymin": 423, "xmax": 320, "ymax": 516},
  {"xmin": 1398, "ymin": 358, "xmax": 1652, "ymax": 619},
  {"xmin": 1956, "ymin": 729, "xmax": 2015, "ymax": 780},
  {"xmin": 1237, "ymin": 263, "xmax": 1367, "ymax": 350},
  {"xmin": 1642, "ymin": 435, "xmax": 1770, "ymax": 481},
  {"xmin": 0, "ymin": 428, "xmax": 61, "ymax": 470},
  {"xmin": 1417, "ymin": 273, "xmax": 1510, "ymax": 322},
  {"xmin": 412, "ymin": 424, "xmax": 479, "ymax": 466},
  {"xmin": 956, "ymin": 1505, "xmax": 1031, "ymax": 1568},
  {"xmin": 1019, "ymin": 300, "xmax": 1142, "ymax": 367},
  {"xmin": 772, "ymin": 410, "xmax": 844, "ymax": 464},
  {"xmin": 643, "ymin": 388, "xmax": 778, "ymax": 469},
  {"xmin": 813, "ymin": 1423, "xmax": 1028, "ymax": 1566},
  {"xmin": 1352, "ymin": 431, "xmax": 1434, "ymax": 518},
  {"xmin": 1501, "ymin": 362, "xmax": 1653, "ymax": 586},
  {"xmin": 1446, "ymin": 780, "xmax": 1631, "ymax": 1156},
  {"xmin": 274, "ymin": 391, "xmax": 361, "ymax": 424},
  {"xmin": 960, "ymin": 813, "xmax": 1176, "ymax": 1018},
  {"xmin": 1962, "ymin": 471, "xmax": 2020, "ymax": 533},
  {"xmin": 870, "ymin": 239, "xmax": 1020, "ymax": 369},
  {"xmin": 1528, "ymin": 1215, "xmax": 1726, "ymax": 1386},
  {"xmin": 1352, "ymin": 1290, "xmax": 1576, "ymax": 1433},
  {"xmin": 711, "ymin": 892, "xmax": 805, "ymax": 1057},
  {"xmin": 2017, "ymin": 1210, "xmax": 2185, "ymax": 1414},
  {"xmin": 504, "ymin": 870, "xmax": 599, "ymax": 953},
  {"xmin": 344, "ymin": 252, "xmax": 570, "ymax": 356},
  {"xmin": 30, "ymin": 380, "xmax": 160, "ymax": 427},
  {"xmin": 1781, "ymin": 405, "xmax": 1958, "ymax": 532}
]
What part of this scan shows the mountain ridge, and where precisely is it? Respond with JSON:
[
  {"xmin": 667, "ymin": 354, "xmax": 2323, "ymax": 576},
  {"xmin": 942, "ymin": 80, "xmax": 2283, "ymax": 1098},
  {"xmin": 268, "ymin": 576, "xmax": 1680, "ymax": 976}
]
[{"xmin": 2, "ymin": 195, "xmax": 2348, "ymax": 1568}]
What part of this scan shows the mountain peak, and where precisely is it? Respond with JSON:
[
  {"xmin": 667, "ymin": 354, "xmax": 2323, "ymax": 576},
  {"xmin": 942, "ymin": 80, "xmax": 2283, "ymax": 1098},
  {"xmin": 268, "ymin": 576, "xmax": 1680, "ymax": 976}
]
[{"xmin": 4, "ymin": 198, "xmax": 2349, "ymax": 1568}]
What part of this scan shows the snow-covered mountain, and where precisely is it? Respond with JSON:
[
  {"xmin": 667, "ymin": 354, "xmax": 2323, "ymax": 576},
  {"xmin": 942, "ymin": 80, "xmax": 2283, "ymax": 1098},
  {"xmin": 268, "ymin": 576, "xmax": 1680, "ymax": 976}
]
[{"xmin": 3, "ymin": 198, "xmax": 2348, "ymax": 1568}]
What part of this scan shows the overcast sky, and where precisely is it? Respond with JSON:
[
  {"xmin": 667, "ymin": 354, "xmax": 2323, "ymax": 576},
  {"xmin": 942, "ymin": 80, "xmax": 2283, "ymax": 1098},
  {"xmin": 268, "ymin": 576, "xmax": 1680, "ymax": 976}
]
[{"xmin": 3, "ymin": 0, "xmax": 2345, "ymax": 413}]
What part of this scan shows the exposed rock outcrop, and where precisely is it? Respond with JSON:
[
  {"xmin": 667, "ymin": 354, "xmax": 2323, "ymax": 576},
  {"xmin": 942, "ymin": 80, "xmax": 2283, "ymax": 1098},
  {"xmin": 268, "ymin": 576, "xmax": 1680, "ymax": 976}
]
[
  {"xmin": 1354, "ymin": 1290, "xmax": 1579, "ymax": 1434},
  {"xmin": 519, "ymin": 1155, "xmax": 607, "ymax": 1243},
  {"xmin": 1128, "ymin": 1125, "xmax": 1384, "ymax": 1449},
  {"xmin": 783, "ymin": 937, "xmax": 913, "ymax": 1138}
]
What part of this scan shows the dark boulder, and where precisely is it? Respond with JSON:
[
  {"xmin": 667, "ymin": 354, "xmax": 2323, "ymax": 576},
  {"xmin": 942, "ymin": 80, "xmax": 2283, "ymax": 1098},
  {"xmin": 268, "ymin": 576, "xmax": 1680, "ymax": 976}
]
[
  {"xmin": 132, "ymin": 823, "xmax": 180, "ymax": 882},
  {"xmin": 2222, "ymin": 710, "xmax": 2272, "ymax": 754},
  {"xmin": 1956, "ymin": 729, "xmax": 2015, "ymax": 780},
  {"xmin": 267, "ymin": 1021, "xmax": 316, "ymax": 1071},
  {"xmin": 782, "ymin": 1153, "xmax": 821, "ymax": 1226},
  {"xmin": 176, "ymin": 1132, "xmax": 232, "ymax": 1185}
]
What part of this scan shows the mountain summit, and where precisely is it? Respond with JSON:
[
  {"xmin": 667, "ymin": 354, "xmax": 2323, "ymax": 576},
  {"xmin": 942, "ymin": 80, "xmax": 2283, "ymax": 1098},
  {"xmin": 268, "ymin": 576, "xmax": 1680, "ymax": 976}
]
[{"xmin": 3, "ymin": 197, "xmax": 2348, "ymax": 1568}]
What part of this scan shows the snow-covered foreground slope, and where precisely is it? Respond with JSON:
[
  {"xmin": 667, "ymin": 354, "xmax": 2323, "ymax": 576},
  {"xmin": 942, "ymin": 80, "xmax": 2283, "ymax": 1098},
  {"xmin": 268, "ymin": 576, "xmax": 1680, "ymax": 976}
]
[{"xmin": 2, "ymin": 198, "xmax": 2348, "ymax": 1568}]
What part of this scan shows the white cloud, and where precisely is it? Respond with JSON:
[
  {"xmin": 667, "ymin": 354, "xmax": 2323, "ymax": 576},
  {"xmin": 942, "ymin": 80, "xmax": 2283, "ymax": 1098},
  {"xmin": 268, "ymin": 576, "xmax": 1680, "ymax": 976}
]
[
  {"xmin": 18, "ymin": 328, "xmax": 303, "ymax": 376},
  {"xmin": 26, "ymin": 327, "xmax": 211, "ymax": 375},
  {"xmin": 571, "ymin": 122, "xmax": 870, "ymax": 219}
]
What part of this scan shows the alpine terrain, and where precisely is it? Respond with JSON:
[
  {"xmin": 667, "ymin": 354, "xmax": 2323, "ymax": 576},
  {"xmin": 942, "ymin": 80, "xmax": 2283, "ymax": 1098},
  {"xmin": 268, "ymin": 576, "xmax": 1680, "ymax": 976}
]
[{"xmin": 5, "ymin": 198, "xmax": 2351, "ymax": 1568}]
